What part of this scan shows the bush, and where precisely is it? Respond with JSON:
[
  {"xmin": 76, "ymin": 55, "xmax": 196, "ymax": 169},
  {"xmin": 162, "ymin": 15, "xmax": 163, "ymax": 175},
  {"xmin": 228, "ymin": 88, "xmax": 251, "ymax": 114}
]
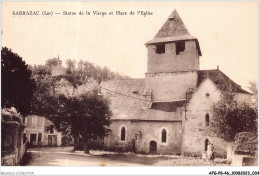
[
  {"xmin": 234, "ymin": 132, "xmax": 257, "ymax": 154},
  {"xmin": 1, "ymin": 107, "xmax": 22, "ymax": 123},
  {"xmin": 61, "ymin": 135, "xmax": 74, "ymax": 146},
  {"xmin": 211, "ymin": 92, "xmax": 257, "ymax": 142},
  {"xmin": 88, "ymin": 140, "xmax": 104, "ymax": 151}
]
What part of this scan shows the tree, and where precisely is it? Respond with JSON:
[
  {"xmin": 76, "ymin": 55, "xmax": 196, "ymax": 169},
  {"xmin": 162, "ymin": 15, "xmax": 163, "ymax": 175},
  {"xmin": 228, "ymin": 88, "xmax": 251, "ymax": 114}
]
[
  {"xmin": 211, "ymin": 92, "xmax": 257, "ymax": 142},
  {"xmin": 31, "ymin": 64, "xmax": 51, "ymax": 76},
  {"xmin": 1, "ymin": 47, "xmax": 35, "ymax": 116},
  {"xmin": 45, "ymin": 78, "xmax": 111, "ymax": 153},
  {"xmin": 30, "ymin": 74, "xmax": 54, "ymax": 115},
  {"xmin": 46, "ymin": 57, "xmax": 62, "ymax": 68},
  {"xmin": 65, "ymin": 59, "xmax": 76, "ymax": 75}
]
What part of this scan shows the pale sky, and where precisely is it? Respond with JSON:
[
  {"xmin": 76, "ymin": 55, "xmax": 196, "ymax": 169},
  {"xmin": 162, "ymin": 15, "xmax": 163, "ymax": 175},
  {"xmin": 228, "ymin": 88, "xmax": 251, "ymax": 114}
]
[{"xmin": 2, "ymin": 2, "xmax": 258, "ymax": 91}]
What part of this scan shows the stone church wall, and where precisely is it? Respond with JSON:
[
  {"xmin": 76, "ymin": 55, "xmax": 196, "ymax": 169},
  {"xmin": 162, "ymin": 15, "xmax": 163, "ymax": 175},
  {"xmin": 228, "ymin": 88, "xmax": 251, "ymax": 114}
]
[
  {"xmin": 147, "ymin": 40, "xmax": 199, "ymax": 73},
  {"xmin": 181, "ymin": 78, "xmax": 252, "ymax": 157},
  {"xmin": 182, "ymin": 78, "xmax": 228, "ymax": 157},
  {"xmin": 104, "ymin": 120, "xmax": 182, "ymax": 154},
  {"xmin": 145, "ymin": 71, "xmax": 198, "ymax": 102},
  {"xmin": 104, "ymin": 121, "xmax": 134, "ymax": 152}
]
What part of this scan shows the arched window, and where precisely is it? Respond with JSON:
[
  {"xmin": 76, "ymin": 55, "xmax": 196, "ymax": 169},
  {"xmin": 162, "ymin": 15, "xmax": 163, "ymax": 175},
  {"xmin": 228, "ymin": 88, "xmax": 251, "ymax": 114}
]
[
  {"xmin": 121, "ymin": 127, "xmax": 125, "ymax": 141},
  {"xmin": 205, "ymin": 139, "xmax": 209, "ymax": 151},
  {"xmin": 162, "ymin": 129, "xmax": 167, "ymax": 143},
  {"xmin": 205, "ymin": 114, "xmax": 209, "ymax": 126}
]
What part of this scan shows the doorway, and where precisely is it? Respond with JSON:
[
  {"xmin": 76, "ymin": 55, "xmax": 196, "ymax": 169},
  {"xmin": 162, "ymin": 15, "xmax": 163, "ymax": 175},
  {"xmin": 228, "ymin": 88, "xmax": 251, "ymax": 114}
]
[
  {"xmin": 149, "ymin": 141, "xmax": 157, "ymax": 154},
  {"xmin": 48, "ymin": 136, "xmax": 52, "ymax": 146},
  {"xmin": 48, "ymin": 135, "xmax": 57, "ymax": 146},
  {"xmin": 30, "ymin": 134, "xmax": 37, "ymax": 147}
]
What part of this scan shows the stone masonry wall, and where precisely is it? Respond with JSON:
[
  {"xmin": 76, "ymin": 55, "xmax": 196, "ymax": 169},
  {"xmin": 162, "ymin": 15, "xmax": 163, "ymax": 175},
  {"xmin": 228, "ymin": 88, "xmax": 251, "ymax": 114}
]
[
  {"xmin": 147, "ymin": 40, "xmax": 199, "ymax": 73},
  {"xmin": 104, "ymin": 121, "xmax": 133, "ymax": 151},
  {"xmin": 104, "ymin": 120, "xmax": 182, "ymax": 154},
  {"xmin": 145, "ymin": 71, "xmax": 198, "ymax": 102},
  {"xmin": 182, "ymin": 78, "xmax": 227, "ymax": 157},
  {"xmin": 132, "ymin": 121, "xmax": 182, "ymax": 154},
  {"xmin": 1, "ymin": 121, "xmax": 26, "ymax": 166}
]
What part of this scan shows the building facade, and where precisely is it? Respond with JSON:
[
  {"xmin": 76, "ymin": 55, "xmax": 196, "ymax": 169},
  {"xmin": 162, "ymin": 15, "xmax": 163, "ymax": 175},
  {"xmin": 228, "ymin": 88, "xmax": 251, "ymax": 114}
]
[
  {"xmin": 100, "ymin": 10, "xmax": 252, "ymax": 157},
  {"xmin": 24, "ymin": 115, "xmax": 62, "ymax": 147}
]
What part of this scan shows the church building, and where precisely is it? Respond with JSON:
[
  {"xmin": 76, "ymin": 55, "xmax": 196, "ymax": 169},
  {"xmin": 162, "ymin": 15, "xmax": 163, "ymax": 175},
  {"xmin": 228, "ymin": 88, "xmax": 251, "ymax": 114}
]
[{"xmin": 100, "ymin": 9, "xmax": 251, "ymax": 157}]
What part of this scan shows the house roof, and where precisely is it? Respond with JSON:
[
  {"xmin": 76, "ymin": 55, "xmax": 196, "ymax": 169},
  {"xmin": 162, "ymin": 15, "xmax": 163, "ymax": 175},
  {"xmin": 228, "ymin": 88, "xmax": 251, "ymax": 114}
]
[
  {"xmin": 145, "ymin": 9, "xmax": 202, "ymax": 56},
  {"xmin": 197, "ymin": 69, "xmax": 251, "ymax": 94}
]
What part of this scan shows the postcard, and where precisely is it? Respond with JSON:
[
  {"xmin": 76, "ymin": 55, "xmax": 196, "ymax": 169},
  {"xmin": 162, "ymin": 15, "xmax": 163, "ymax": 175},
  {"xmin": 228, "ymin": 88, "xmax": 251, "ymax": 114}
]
[{"xmin": 1, "ymin": 1, "xmax": 259, "ymax": 176}]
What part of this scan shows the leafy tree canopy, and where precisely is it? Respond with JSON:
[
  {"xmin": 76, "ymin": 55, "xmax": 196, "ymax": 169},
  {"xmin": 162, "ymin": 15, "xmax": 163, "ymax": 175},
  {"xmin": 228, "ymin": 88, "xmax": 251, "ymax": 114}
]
[
  {"xmin": 46, "ymin": 57, "xmax": 62, "ymax": 68},
  {"xmin": 44, "ymin": 78, "xmax": 111, "ymax": 153},
  {"xmin": 30, "ymin": 56, "xmax": 128, "ymax": 152},
  {"xmin": 211, "ymin": 92, "xmax": 257, "ymax": 142},
  {"xmin": 1, "ymin": 47, "xmax": 35, "ymax": 116}
]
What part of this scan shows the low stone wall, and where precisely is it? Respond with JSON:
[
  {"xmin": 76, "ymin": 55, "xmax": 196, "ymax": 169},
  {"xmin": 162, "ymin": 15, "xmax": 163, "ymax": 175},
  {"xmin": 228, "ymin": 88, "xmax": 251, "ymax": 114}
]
[{"xmin": 1, "ymin": 121, "xmax": 26, "ymax": 166}]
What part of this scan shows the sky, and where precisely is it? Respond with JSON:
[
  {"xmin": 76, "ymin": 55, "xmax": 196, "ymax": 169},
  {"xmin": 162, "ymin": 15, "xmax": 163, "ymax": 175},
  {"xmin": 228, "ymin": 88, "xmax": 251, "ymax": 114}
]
[{"xmin": 2, "ymin": 2, "xmax": 258, "ymax": 91}]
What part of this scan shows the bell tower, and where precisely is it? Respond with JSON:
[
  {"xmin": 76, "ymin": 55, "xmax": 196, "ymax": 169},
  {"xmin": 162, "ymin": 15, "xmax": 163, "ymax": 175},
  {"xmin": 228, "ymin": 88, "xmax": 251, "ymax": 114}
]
[
  {"xmin": 145, "ymin": 10, "xmax": 202, "ymax": 102},
  {"xmin": 145, "ymin": 9, "xmax": 202, "ymax": 73}
]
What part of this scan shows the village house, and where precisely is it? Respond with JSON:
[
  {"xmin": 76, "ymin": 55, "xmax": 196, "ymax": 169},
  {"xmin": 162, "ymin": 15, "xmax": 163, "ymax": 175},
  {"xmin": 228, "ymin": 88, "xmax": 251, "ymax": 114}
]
[
  {"xmin": 100, "ymin": 9, "xmax": 252, "ymax": 157},
  {"xmin": 24, "ymin": 115, "xmax": 62, "ymax": 147}
]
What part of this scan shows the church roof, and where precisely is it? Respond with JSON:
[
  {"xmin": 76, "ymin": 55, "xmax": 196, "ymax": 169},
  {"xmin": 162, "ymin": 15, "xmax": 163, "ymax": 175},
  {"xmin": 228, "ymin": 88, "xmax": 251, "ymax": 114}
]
[
  {"xmin": 100, "ymin": 70, "xmax": 250, "ymax": 121},
  {"xmin": 155, "ymin": 9, "xmax": 190, "ymax": 38},
  {"xmin": 197, "ymin": 69, "xmax": 251, "ymax": 94},
  {"xmin": 145, "ymin": 9, "xmax": 202, "ymax": 56},
  {"xmin": 151, "ymin": 100, "xmax": 186, "ymax": 112},
  {"xmin": 100, "ymin": 79, "xmax": 181, "ymax": 121}
]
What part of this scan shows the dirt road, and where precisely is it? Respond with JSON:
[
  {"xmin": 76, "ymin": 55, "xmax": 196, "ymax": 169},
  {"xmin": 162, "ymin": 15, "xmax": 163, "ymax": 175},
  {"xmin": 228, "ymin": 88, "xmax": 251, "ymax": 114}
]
[{"xmin": 26, "ymin": 147, "xmax": 229, "ymax": 166}]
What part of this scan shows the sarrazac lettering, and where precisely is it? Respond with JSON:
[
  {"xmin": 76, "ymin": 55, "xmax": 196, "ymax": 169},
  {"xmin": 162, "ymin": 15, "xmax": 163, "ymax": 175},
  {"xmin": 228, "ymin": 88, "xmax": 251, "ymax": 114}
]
[{"xmin": 12, "ymin": 11, "xmax": 40, "ymax": 15}]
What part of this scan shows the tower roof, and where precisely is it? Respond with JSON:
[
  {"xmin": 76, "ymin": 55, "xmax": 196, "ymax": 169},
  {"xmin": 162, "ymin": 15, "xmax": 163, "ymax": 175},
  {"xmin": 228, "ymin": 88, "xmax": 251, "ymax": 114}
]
[
  {"xmin": 155, "ymin": 9, "xmax": 190, "ymax": 38},
  {"xmin": 145, "ymin": 9, "xmax": 202, "ymax": 56}
]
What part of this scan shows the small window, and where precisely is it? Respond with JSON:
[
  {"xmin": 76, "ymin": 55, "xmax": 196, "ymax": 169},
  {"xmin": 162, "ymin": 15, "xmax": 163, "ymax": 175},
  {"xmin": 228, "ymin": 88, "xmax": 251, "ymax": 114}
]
[
  {"xmin": 205, "ymin": 139, "xmax": 209, "ymax": 151},
  {"xmin": 50, "ymin": 125, "xmax": 54, "ymax": 134},
  {"xmin": 32, "ymin": 117, "xmax": 37, "ymax": 125},
  {"xmin": 23, "ymin": 133, "xmax": 27, "ymax": 144},
  {"xmin": 176, "ymin": 41, "xmax": 185, "ymax": 55},
  {"xmin": 44, "ymin": 126, "xmax": 49, "ymax": 133},
  {"xmin": 205, "ymin": 114, "xmax": 209, "ymax": 126},
  {"xmin": 132, "ymin": 90, "xmax": 138, "ymax": 94},
  {"xmin": 38, "ymin": 133, "xmax": 42, "ymax": 142},
  {"xmin": 121, "ymin": 127, "xmax": 126, "ymax": 141},
  {"xmin": 162, "ymin": 129, "xmax": 167, "ymax": 143},
  {"xmin": 156, "ymin": 44, "xmax": 165, "ymax": 54},
  {"xmin": 168, "ymin": 16, "xmax": 174, "ymax": 20}
]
